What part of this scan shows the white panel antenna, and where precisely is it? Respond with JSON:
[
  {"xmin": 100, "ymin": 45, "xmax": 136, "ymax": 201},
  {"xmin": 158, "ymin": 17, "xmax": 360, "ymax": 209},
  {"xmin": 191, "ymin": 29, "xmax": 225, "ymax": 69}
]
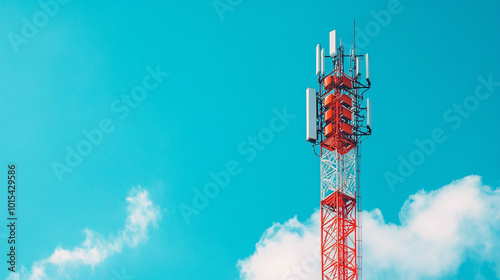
[
  {"xmin": 365, "ymin": 53, "xmax": 371, "ymax": 84},
  {"xmin": 321, "ymin": 48, "xmax": 325, "ymax": 76},
  {"xmin": 306, "ymin": 88, "xmax": 317, "ymax": 142},
  {"xmin": 316, "ymin": 44, "xmax": 321, "ymax": 76},
  {"xmin": 356, "ymin": 57, "xmax": 360, "ymax": 77},
  {"xmin": 329, "ymin": 30, "xmax": 336, "ymax": 56}
]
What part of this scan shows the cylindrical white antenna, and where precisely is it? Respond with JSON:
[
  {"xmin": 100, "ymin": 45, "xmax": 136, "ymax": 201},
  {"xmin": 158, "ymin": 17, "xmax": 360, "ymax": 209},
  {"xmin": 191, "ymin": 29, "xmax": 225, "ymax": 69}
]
[
  {"xmin": 356, "ymin": 57, "xmax": 360, "ymax": 77},
  {"xmin": 329, "ymin": 30, "xmax": 337, "ymax": 57},
  {"xmin": 316, "ymin": 44, "xmax": 321, "ymax": 76},
  {"xmin": 321, "ymin": 48, "xmax": 325, "ymax": 76},
  {"xmin": 367, "ymin": 98, "xmax": 372, "ymax": 131},
  {"xmin": 365, "ymin": 53, "xmax": 371, "ymax": 84}
]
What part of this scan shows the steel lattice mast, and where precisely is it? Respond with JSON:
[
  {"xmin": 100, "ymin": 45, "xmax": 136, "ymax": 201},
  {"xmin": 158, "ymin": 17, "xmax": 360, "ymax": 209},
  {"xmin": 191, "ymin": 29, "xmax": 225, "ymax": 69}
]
[{"xmin": 306, "ymin": 26, "xmax": 372, "ymax": 280}]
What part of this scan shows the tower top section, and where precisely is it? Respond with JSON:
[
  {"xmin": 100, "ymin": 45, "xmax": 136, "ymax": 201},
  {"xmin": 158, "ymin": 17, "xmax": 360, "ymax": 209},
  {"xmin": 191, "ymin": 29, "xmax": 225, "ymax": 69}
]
[{"xmin": 306, "ymin": 28, "xmax": 372, "ymax": 155}]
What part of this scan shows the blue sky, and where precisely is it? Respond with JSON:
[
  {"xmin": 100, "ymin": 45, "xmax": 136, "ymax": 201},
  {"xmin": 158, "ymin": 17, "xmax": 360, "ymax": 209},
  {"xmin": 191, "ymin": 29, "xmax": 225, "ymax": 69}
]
[{"xmin": 0, "ymin": 1, "xmax": 499, "ymax": 279}]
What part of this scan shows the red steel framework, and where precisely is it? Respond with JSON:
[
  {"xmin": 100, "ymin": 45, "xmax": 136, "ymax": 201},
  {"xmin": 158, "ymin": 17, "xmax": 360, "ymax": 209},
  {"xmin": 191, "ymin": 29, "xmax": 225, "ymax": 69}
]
[
  {"xmin": 307, "ymin": 25, "xmax": 371, "ymax": 280},
  {"xmin": 321, "ymin": 191, "xmax": 357, "ymax": 280}
]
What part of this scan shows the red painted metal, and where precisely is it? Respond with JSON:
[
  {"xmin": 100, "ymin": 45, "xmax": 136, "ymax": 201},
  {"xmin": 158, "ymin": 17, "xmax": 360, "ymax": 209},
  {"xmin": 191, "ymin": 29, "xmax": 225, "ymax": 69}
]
[
  {"xmin": 313, "ymin": 29, "xmax": 371, "ymax": 280},
  {"xmin": 324, "ymin": 94, "xmax": 335, "ymax": 108},
  {"xmin": 321, "ymin": 89, "xmax": 355, "ymax": 155},
  {"xmin": 324, "ymin": 75, "xmax": 336, "ymax": 90},
  {"xmin": 340, "ymin": 107, "xmax": 352, "ymax": 122},
  {"xmin": 340, "ymin": 94, "xmax": 352, "ymax": 108},
  {"xmin": 340, "ymin": 76, "xmax": 352, "ymax": 89},
  {"xmin": 341, "ymin": 122, "xmax": 352, "ymax": 135},
  {"xmin": 321, "ymin": 191, "xmax": 357, "ymax": 280},
  {"xmin": 319, "ymin": 61, "xmax": 359, "ymax": 280},
  {"xmin": 325, "ymin": 109, "xmax": 335, "ymax": 124},
  {"xmin": 325, "ymin": 123, "xmax": 334, "ymax": 138},
  {"xmin": 324, "ymin": 75, "xmax": 342, "ymax": 91}
]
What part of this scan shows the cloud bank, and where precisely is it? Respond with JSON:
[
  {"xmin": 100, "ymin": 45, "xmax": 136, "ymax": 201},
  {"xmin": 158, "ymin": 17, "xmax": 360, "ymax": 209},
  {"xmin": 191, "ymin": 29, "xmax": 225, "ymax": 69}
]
[
  {"xmin": 8, "ymin": 186, "xmax": 161, "ymax": 280},
  {"xmin": 238, "ymin": 175, "xmax": 500, "ymax": 280}
]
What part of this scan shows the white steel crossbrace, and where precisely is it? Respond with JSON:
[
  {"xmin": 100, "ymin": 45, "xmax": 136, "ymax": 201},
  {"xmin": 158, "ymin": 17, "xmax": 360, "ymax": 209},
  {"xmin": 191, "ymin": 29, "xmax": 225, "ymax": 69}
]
[{"xmin": 320, "ymin": 148, "xmax": 357, "ymax": 200}]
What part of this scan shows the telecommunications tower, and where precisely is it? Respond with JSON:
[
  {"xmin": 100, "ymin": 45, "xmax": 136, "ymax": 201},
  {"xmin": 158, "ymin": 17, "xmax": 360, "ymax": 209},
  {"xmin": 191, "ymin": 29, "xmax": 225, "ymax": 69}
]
[{"xmin": 306, "ymin": 26, "xmax": 372, "ymax": 280}]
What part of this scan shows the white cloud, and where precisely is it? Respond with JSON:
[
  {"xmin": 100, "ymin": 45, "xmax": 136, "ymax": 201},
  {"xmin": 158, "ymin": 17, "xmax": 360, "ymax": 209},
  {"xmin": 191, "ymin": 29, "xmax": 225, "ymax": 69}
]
[
  {"xmin": 237, "ymin": 212, "xmax": 321, "ymax": 280},
  {"xmin": 8, "ymin": 186, "xmax": 161, "ymax": 280},
  {"xmin": 237, "ymin": 175, "xmax": 500, "ymax": 280}
]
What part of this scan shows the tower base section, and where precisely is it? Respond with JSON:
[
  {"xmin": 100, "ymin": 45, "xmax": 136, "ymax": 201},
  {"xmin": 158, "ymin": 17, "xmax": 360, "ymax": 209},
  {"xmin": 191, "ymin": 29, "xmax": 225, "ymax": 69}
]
[{"xmin": 321, "ymin": 191, "xmax": 357, "ymax": 280}]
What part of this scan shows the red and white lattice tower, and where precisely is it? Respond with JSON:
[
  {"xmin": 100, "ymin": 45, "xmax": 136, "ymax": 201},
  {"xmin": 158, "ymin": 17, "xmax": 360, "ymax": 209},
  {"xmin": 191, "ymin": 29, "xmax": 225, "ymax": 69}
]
[{"xmin": 306, "ymin": 27, "xmax": 372, "ymax": 280}]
